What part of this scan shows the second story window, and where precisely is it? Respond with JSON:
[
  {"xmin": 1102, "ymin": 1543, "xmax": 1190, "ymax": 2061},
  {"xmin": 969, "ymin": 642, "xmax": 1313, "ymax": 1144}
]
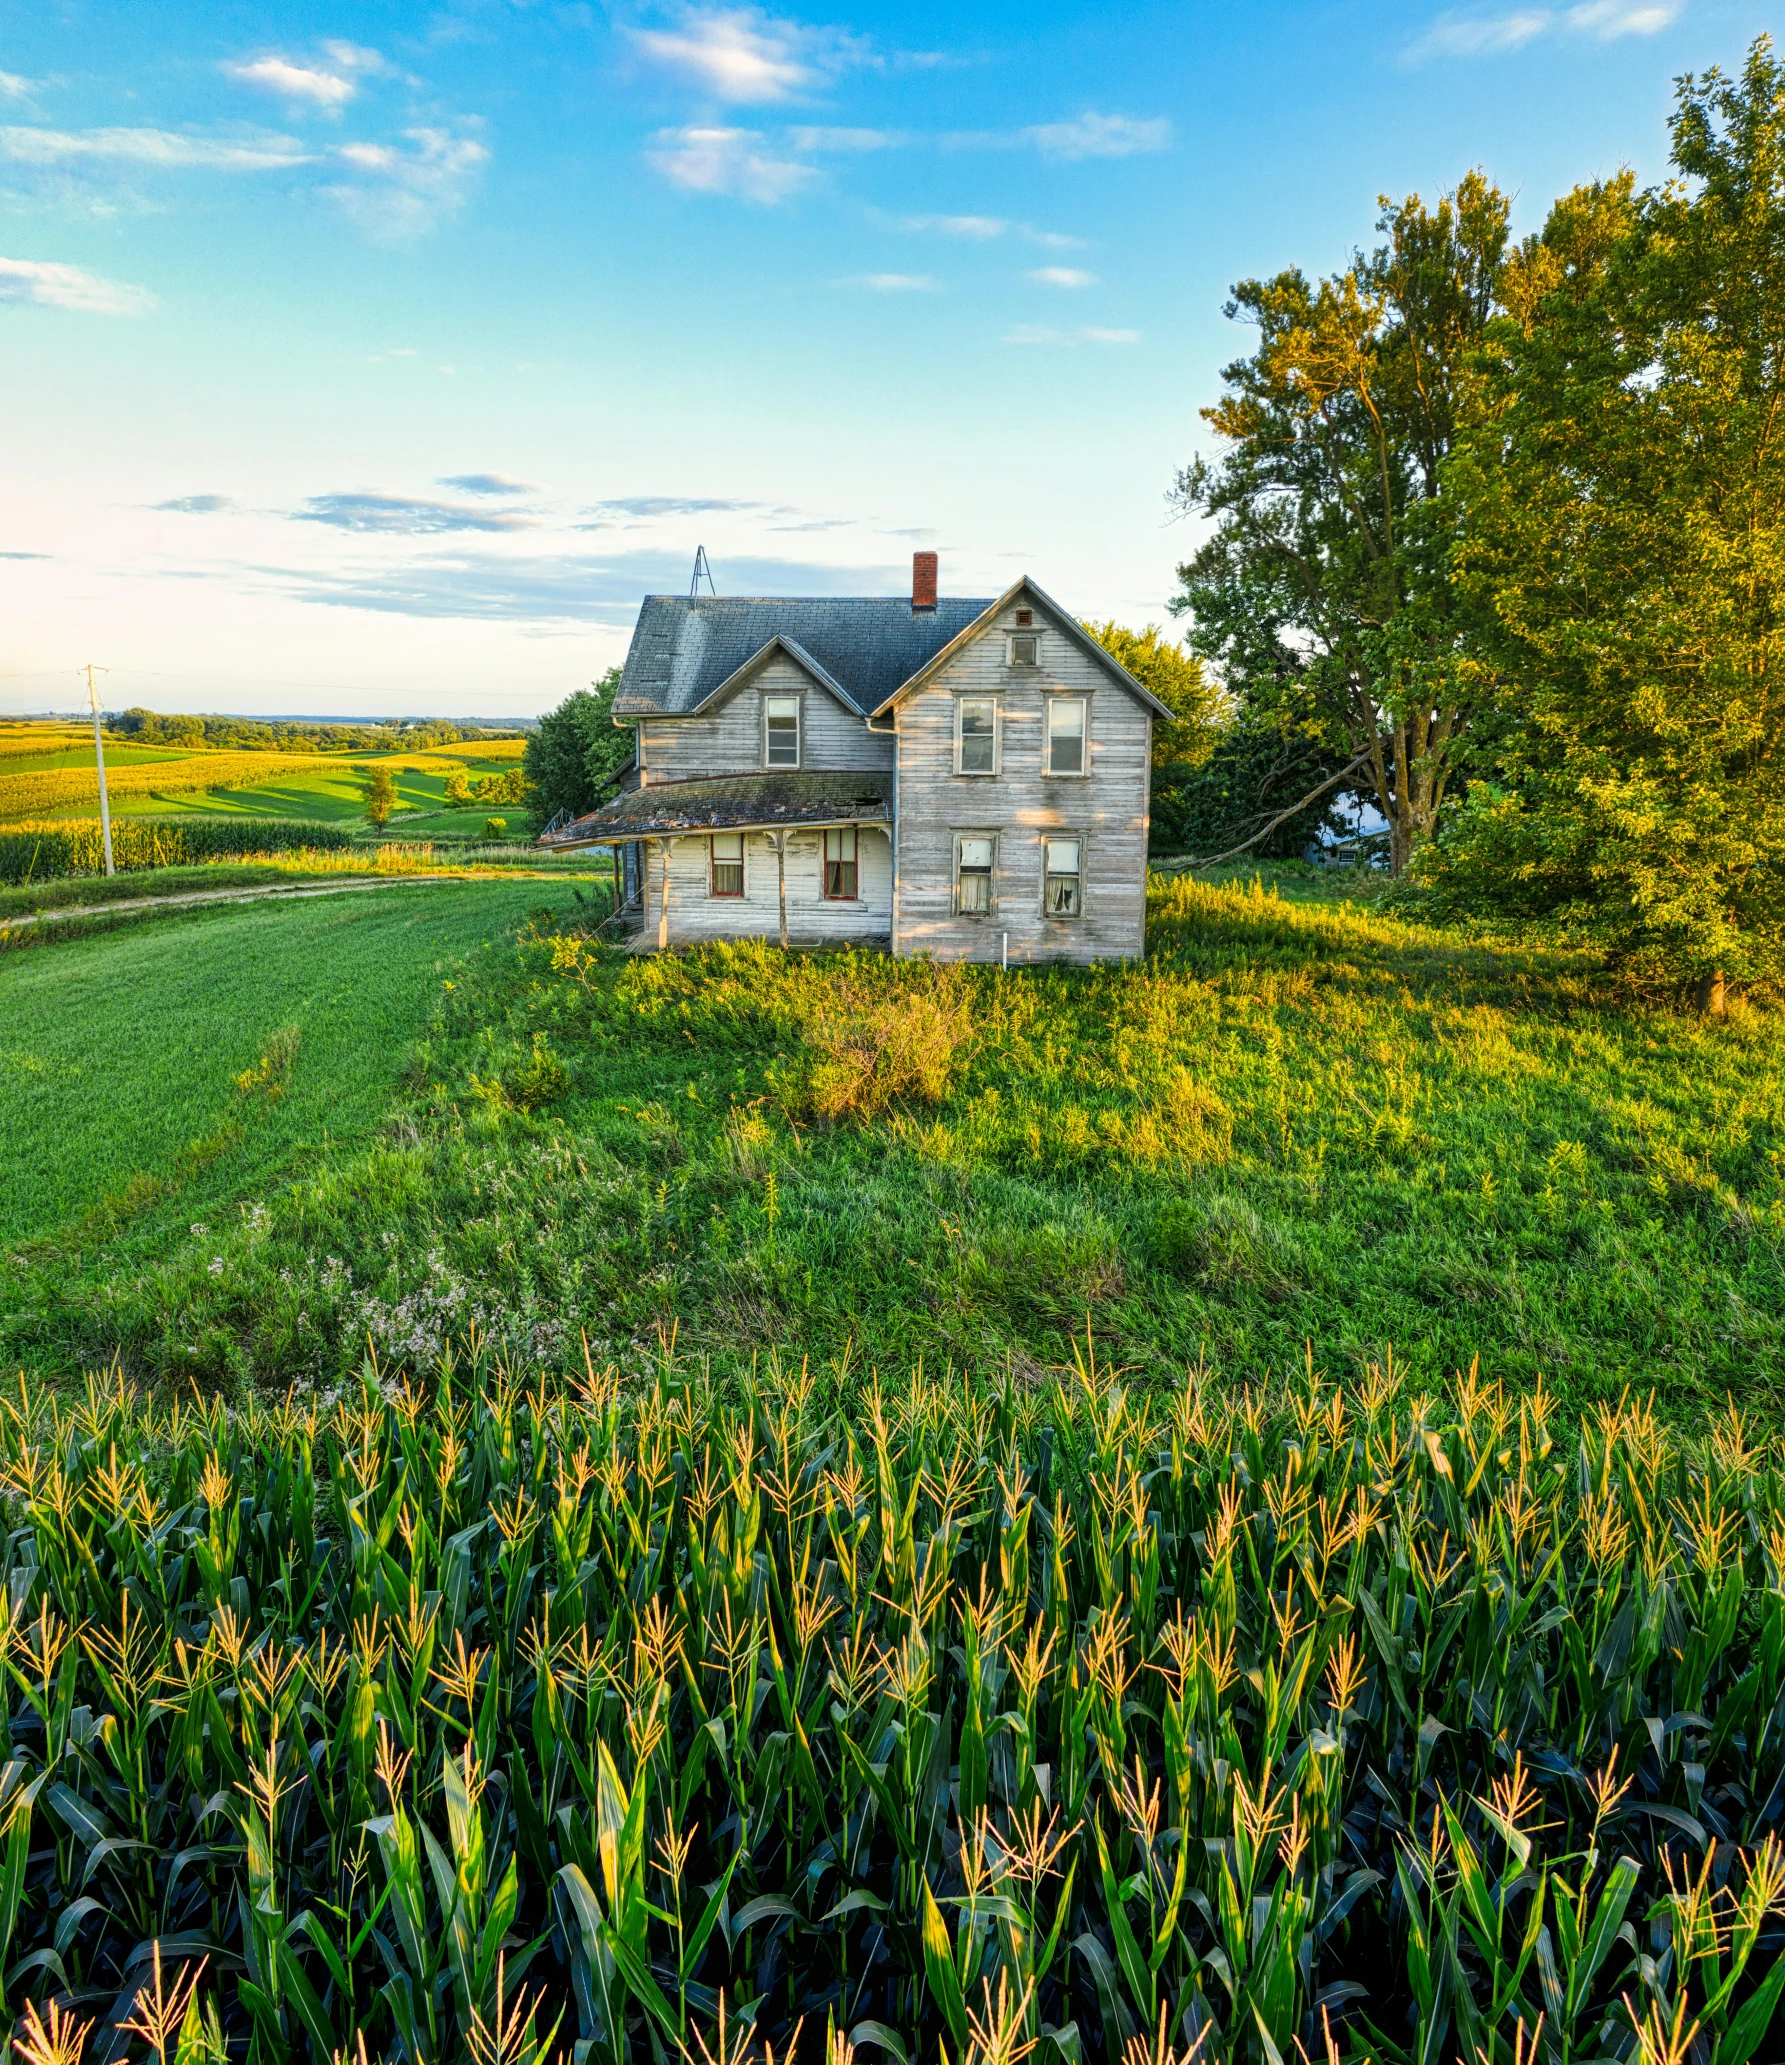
[
  {"xmin": 823, "ymin": 827, "xmax": 857, "ymax": 899},
  {"xmin": 957, "ymin": 697, "xmax": 997, "ymax": 774},
  {"xmin": 1046, "ymin": 698, "xmax": 1087, "ymax": 775},
  {"xmin": 765, "ymin": 695, "xmax": 800, "ymax": 767}
]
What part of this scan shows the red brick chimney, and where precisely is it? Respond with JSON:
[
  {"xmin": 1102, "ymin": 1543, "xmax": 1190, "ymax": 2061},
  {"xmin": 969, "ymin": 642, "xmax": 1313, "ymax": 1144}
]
[{"xmin": 911, "ymin": 550, "xmax": 938, "ymax": 612}]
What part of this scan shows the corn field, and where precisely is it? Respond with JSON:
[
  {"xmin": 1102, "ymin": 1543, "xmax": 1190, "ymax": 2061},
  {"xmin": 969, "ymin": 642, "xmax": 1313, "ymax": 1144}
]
[
  {"xmin": 0, "ymin": 821, "xmax": 354, "ymax": 887},
  {"xmin": 3, "ymin": 1345, "xmax": 1783, "ymax": 2065}
]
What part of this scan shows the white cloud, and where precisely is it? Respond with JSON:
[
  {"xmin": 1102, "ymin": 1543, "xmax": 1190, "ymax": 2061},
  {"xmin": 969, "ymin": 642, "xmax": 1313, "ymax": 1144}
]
[
  {"xmin": 0, "ymin": 255, "xmax": 154, "ymax": 315},
  {"xmin": 226, "ymin": 57, "xmax": 357, "ymax": 109},
  {"xmin": 0, "ymin": 124, "xmax": 312, "ymax": 170},
  {"xmin": 787, "ymin": 125, "xmax": 899, "ymax": 151},
  {"xmin": 902, "ymin": 212, "xmax": 1007, "ymax": 237},
  {"xmin": 323, "ymin": 128, "xmax": 489, "ymax": 240},
  {"xmin": 631, "ymin": 8, "xmax": 867, "ymax": 103},
  {"xmin": 1406, "ymin": 0, "xmax": 1678, "ymax": 60},
  {"xmin": 1567, "ymin": 0, "xmax": 1680, "ymax": 34},
  {"xmin": 1022, "ymin": 112, "xmax": 1170, "ymax": 159},
  {"xmin": 1031, "ymin": 265, "xmax": 1094, "ymax": 287},
  {"xmin": 851, "ymin": 272, "xmax": 938, "ymax": 290},
  {"xmin": 0, "ymin": 71, "xmax": 35, "ymax": 98},
  {"xmin": 1004, "ymin": 322, "xmax": 1137, "ymax": 346},
  {"xmin": 646, "ymin": 125, "xmax": 814, "ymax": 202}
]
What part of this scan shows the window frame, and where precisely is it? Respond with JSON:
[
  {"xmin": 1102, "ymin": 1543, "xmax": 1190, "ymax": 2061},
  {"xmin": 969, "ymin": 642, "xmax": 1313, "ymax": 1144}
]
[
  {"xmin": 710, "ymin": 831, "xmax": 745, "ymax": 898},
  {"xmin": 954, "ymin": 694, "xmax": 1000, "ymax": 777},
  {"xmin": 763, "ymin": 692, "xmax": 802, "ymax": 770},
  {"xmin": 1043, "ymin": 695, "xmax": 1090, "ymax": 778},
  {"xmin": 1007, "ymin": 630, "xmax": 1040, "ymax": 669},
  {"xmin": 1041, "ymin": 832, "xmax": 1084, "ymax": 920},
  {"xmin": 953, "ymin": 830, "xmax": 998, "ymax": 919},
  {"xmin": 822, "ymin": 825, "xmax": 859, "ymax": 901}
]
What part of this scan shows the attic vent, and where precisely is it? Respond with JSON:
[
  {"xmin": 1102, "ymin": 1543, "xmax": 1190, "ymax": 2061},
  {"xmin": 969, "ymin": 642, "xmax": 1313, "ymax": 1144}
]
[{"xmin": 1015, "ymin": 609, "xmax": 1033, "ymax": 627}]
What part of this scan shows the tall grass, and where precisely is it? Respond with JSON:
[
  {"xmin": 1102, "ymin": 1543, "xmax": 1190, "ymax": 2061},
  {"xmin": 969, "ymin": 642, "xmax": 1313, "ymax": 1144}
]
[{"xmin": 0, "ymin": 1346, "xmax": 1780, "ymax": 2062}]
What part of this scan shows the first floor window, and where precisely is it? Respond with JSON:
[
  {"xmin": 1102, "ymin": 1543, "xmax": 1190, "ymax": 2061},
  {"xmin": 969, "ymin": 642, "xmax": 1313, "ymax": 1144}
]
[
  {"xmin": 765, "ymin": 696, "xmax": 800, "ymax": 767},
  {"xmin": 957, "ymin": 697, "xmax": 997, "ymax": 774},
  {"xmin": 957, "ymin": 834, "xmax": 995, "ymax": 915},
  {"xmin": 1046, "ymin": 698, "xmax": 1086, "ymax": 775},
  {"xmin": 823, "ymin": 826, "xmax": 857, "ymax": 899},
  {"xmin": 1044, "ymin": 836, "xmax": 1081, "ymax": 915},
  {"xmin": 711, "ymin": 832, "xmax": 744, "ymax": 895}
]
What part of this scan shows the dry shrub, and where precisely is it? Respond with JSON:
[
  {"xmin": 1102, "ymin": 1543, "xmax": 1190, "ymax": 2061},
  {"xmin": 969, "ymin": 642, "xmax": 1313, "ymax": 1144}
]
[{"xmin": 773, "ymin": 966, "xmax": 975, "ymax": 1124}]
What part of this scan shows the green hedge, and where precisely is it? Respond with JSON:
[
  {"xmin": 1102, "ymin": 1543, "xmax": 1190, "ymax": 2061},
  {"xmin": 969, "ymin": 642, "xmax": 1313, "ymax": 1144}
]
[{"xmin": 0, "ymin": 816, "xmax": 353, "ymax": 885}]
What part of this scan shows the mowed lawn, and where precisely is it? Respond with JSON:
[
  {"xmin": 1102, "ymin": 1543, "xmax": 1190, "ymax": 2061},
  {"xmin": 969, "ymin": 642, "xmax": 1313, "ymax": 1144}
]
[{"xmin": 0, "ymin": 879, "xmax": 583, "ymax": 1251}]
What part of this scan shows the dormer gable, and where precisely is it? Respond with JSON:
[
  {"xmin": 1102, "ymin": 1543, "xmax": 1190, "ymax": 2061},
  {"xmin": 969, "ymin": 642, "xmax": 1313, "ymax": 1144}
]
[{"xmin": 868, "ymin": 578, "xmax": 1177, "ymax": 721}]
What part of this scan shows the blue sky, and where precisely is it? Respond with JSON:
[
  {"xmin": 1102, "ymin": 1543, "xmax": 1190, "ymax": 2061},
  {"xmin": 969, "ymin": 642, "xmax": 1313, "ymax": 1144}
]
[{"xmin": 0, "ymin": 0, "xmax": 1771, "ymax": 717}]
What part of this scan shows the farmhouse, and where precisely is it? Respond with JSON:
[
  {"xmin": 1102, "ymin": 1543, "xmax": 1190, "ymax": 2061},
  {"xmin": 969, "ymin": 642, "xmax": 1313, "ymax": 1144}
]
[{"xmin": 541, "ymin": 554, "xmax": 1172, "ymax": 962}]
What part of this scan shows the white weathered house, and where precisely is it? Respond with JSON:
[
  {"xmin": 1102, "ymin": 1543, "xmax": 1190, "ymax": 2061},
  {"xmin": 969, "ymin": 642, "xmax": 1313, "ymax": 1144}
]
[{"xmin": 543, "ymin": 554, "xmax": 1171, "ymax": 963}]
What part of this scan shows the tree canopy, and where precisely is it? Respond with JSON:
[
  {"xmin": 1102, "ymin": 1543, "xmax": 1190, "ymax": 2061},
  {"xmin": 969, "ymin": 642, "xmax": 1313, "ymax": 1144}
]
[{"xmin": 523, "ymin": 668, "xmax": 630, "ymax": 827}]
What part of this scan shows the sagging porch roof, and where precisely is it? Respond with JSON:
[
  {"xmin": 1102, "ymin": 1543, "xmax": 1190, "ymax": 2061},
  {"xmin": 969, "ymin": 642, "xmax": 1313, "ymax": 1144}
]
[{"xmin": 538, "ymin": 769, "xmax": 893, "ymax": 848}]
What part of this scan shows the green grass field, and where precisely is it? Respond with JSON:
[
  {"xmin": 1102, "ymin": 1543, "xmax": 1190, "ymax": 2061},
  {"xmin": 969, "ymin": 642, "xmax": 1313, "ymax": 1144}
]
[
  {"xmin": 0, "ymin": 878, "xmax": 592, "ymax": 1375},
  {"xmin": 6, "ymin": 864, "xmax": 1783, "ymax": 1407}
]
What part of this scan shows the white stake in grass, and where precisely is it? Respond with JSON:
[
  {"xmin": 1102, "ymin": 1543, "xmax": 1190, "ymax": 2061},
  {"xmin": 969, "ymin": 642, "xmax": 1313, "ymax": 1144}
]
[{"xmin": 83, "ymin": 662, "xmax": 113, "ymax": 877}]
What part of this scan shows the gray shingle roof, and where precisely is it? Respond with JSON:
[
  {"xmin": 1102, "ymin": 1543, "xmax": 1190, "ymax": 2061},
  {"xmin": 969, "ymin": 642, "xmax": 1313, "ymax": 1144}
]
[
  {"xmin": 615, "ymin": 595, "xmax": 996, "ymax": 719},
  {"xmin": 541, "ymin": 770, "xmax": 892, "ymax": 845}
]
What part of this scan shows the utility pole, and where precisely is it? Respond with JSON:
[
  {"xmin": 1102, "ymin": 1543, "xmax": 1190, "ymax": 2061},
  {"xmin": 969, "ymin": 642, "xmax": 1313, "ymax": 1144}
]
[{"xmin": 83, "ymin": 664, "xmax": 113, "ymax": 877}]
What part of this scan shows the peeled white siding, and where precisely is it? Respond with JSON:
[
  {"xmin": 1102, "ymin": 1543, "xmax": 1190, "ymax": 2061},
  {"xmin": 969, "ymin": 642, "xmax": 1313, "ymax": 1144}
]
[
  {"xmin": 891, "ymin": 600, "xmax": 1151, "ymax": 964},
  {"xmin": 640, "ymin": 655, "xmax": 894, "ymax": 782},
  {"xmin": 641, "ymin": 826, "xmax": 892, "ymax": 943}
]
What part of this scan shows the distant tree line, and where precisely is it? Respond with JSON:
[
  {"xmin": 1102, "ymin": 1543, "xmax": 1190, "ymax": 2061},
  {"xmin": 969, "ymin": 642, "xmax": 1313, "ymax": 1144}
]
[
  {"xmin": 111, "ymin": 710, "xmax": 523, "ymax": 754},
  {"xmin": 1169, "ymin": 35, "xmax": 1785, "ymax": 1010}
]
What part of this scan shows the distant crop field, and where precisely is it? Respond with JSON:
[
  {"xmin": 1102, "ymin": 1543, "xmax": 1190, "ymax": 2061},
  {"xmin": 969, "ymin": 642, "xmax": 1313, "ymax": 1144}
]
[{"xmin": 0, "ymin": 722, "xmax": 530, "ymax": 825}]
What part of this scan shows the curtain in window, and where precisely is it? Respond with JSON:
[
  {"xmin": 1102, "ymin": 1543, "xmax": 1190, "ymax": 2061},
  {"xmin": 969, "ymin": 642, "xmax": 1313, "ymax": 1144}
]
[{"xmin": 823, "ymin": 826, "xmax": 857, "ymax": 899}]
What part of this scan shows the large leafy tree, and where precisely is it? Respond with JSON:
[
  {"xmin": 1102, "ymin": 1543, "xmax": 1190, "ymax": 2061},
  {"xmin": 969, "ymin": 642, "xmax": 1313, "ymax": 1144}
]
[
  {"xmin": 523, "ymin": 668, "xmax": 630, "ymax": 827},
  {"xmin": 1434, "ymin": 40, "xmax": 1785, "ymax": 1009},
  {"xmin": 1172, "ymin": 175, "xmax": 1510, "ymax": 872}
]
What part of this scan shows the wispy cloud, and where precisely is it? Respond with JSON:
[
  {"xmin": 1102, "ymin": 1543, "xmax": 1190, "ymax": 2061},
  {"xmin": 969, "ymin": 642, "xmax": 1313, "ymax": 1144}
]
[
  {"xmin": 582, "ymin": 495, "xmax": 762, "ymax": 519},
  {"xmin": 156, "ymin": 493, "xmax": 234, "ymax": 513},
  {"xmin": 630, "ymin": 7, "xmax": 869, "ymax": 103},
  {"xmin": 0, "ymin": 255, "xmax": 154, "ymax": 314},
  {"xmin": 901, "ymin": 211, "xmax": 1007, "ymax": 237},
  {"xmin": 1022, "ymin": 112, "xmax": 1170, "ymax": 159},
  {"xmin": 1030, "ymin": 265, "xmax": 1094, "ymax": 287},
  {"xmin": 322, "ymin": 127, "xmax": 489, "ymax": 240},
  {"xmin": 439, "ymin": 473, "xmax": 540, "ymax": 496},
  {"xmin": 1406, "ymin": 0, "xmax": 1680, "ymax": 60},
  {"xmin": 249, "ymin": 547, "xmax": 905, "ymax": 623},
  {"xmin": 646, "ymin": 125, "xmax": 813, "ymax": 202},
  {"xmin": 226, "ymin": 56, "xmax": 358, "ymax": 110},
  {"xmin": 1005, "ymin": 322, "xmax": 1137, "ymax": 346},
  {"xmin": 787, "ymin": 124, "xmax": 900, "ymax": 151},
  {"xmin": 294, "ymin": 491, "xmax": 536, "ymax": 535},
  {"xmin": 850, "ymin": 271, "xmax": 938, "ymax": 290},
  {"xmin": 0, "ymin": 71, "xmax": 36, "ymax": 99},
  {"xmin": 0, "ymin": 124, "xmax": 312, "ymax": 170}
]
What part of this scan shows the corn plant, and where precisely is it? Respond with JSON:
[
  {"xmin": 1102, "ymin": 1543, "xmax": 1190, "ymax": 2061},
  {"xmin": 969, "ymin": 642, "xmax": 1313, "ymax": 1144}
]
[{"xmin": 0, "ymin": 1345, "xmax": 1780, "ymax": 2064}]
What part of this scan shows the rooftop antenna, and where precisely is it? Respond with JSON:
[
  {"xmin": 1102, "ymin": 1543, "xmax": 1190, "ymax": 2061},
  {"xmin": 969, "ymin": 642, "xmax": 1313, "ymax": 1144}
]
[{"xmin": 689, "ymin": 545, "xmax": 716, "ymax": 598}]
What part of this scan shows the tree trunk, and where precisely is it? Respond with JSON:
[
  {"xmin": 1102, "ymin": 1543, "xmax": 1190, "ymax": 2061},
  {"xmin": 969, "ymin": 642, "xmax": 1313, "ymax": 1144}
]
[{"xmin": 1696, "ymin": 969, "xmax": 1727, "ymax": 1017}]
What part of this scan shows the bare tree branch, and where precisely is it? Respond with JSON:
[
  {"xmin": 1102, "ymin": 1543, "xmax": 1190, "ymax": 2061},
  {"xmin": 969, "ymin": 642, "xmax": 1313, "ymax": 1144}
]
[{"xmin": 1160, "ymin": 750, "xmax": 1376, "ymax": 872}]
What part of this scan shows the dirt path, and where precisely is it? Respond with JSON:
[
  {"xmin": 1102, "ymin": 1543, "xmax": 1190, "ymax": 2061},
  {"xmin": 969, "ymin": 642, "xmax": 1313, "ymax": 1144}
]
[{"xmin": 0, "ymin": 873, "xmax": 482, "ymax": 935}]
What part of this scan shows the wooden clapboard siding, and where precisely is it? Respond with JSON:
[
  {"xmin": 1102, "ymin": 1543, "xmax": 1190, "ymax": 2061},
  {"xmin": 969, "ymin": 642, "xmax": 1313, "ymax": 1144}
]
[
  {"xmin": 891, "ymin": 595, "xmax": 1151, "ymax": 963},
  {"xmin": 641, "ymin": 825, "xmax": 893, "ymax": 943},
  {"xmin": 640, "ymin": 653, "xmax": 893, "ymax": 784}
]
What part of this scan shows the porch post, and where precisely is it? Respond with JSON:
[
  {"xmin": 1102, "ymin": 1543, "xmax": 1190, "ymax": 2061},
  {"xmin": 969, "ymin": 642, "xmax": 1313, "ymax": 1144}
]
[
  {"xmin": 657, "ymin": 836, "xmax": 673, "ymax": 950},
  {"xmin": 773, "ymin": 832, "xmax": 788, "ymax": 950}
]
